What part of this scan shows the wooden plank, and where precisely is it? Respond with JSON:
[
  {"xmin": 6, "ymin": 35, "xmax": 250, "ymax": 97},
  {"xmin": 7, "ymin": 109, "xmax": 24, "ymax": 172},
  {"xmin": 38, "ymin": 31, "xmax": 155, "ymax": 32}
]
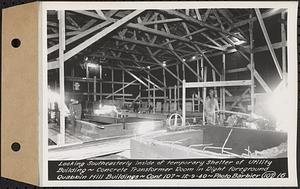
[
  {"xmin": 249, "ymin": 13, "xmax": 255, "ymax": 114},
  {"xmin": 142, "ymin": 76, "xmax": 164, "ymax": 91},
  {"xmin": 58, "ymin": 10, "xmax": 66, "ymax": 145},
  {"xmin": 120, "ymin": 64, "xmax": 148, "ymax": 88},
  {"xmin": 201, "ymin": 33, "xmax": 222, "ymax": 47},
  {"xmin": 95, "ymin": 10, "xmax": 107, "ymax": 20},
  {"xmin": 195, "ymin": 9, "xmax": 202, "ymax": 21},
  {"xmin": 66, "ymin": 92, "xmax": 132, "ymax": 97},
  {"xmin": 281, "ymin": 12, "xmax": 287, "ymax": 74},
  {"xmin": 105, "ymin": 80, "xmax": 137, "ymax": 99},
  {"xmin": 185, "ymin": 80, "xmax": 252, "ymax": 88},
  {"xmin": 202, "ymin": 67, "xmax": 207, "ymax": 124},
  {"xmin": 141, "ymin": 18, "xmax": 182, "ymax": 25},
  {"xmin": 246, "ymin": 64, "xmax": 272, "ymax": 93},
  {"xmin": 253, "ymin": 41, "xmax": 287, "ymax": 53},
  {"xmin": 230, "ymin": 88, "xmax": 250, "ymax": 110},
  {"xmin": 226, "ymin": 67, "xmax": 249, "ymax": 74},
  {"xmin": 80, "ymin": 19, "xmax": 97, "ymax": 31},
  {"xmin": 182, "ymin": 80, "xmax": 186, "ymax": 125},
  {"xmin": 93, "ymin": 76, "xmax": 97, "ymax": 101},
  {"xmin": 203, "ymin": 9, "xmax": 211, "ymax": 21},
  {"xmin": 222, "ymin": 53, "xmax": 226, "ymax": 111},
  {"xmin": 255, "ymin": 8, "xmax": 283, "ymax": 79}
]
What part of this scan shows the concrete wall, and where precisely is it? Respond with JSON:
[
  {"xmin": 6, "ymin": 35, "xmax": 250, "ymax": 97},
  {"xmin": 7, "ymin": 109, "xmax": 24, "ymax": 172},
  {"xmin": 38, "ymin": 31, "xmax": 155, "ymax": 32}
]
[{"xmin": 130, "ymin": 127, "xmax": 287, "ymax": 159}]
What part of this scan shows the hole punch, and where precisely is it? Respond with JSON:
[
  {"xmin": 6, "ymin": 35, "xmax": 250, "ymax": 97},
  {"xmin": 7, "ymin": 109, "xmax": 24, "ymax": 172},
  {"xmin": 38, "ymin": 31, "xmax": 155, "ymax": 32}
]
[
  {"xmin": 11, "ymin": 142, "xmax": 21, "ymax": 152},
  {"xmin": 11, "ymin": 38, "xmax": 21, "ymax": 48}
]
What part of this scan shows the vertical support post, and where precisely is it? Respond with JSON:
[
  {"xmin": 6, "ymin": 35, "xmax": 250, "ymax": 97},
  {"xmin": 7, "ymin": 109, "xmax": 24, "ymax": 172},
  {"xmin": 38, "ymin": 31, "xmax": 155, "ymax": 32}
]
[
  {"xmin": 139, "ymin": 83, "xmax": 142, "ymax": 109},
  {"xmin": 163, "ymin": 68, "xmax": 167, "ymax": 109},
  {"xmin": 202, "ymin": 67, "xmax": 207, "ymax": 125},
  {"xmin": 192, "ymin": 93, "xmax": 195, "ymax": 112},
  {"xmin": 147, "ymin": 72, "xmax": 151, "ymax": 105},
  {"xmin": 176, "ymin": 64, "xmax": 180, "ymax": 110},
  {"xmin": 122, "ymin": 69, "xmax": 125, "ymax": 103},
  {"xmin": 182, "ymin": 63, "xmax": 185, "ymax": 80},
  {"xmin": 93, "ymin": 76, "xmax": 96, "ymax": 101},
  {"xmin": 182, "ymin": 80, "xmax": 186, "ymax": 126},
  {"xmin": 169, "ymin": 87, "xmax": 172, "ymax": 112},
  {"xmin": 99, "ymin": 69, "xmax": 102, "ymax": 101},
  {"xmin": 58, "ymin": 10, "xmax": 65, "ymax": 145},
  {"xmin": 197, "ymin": 59, "xmax": 201, "ymax": 112},
  {"xmin": 174, "ymin": 85, "xmax": 177, "ymax": 111},
  {"xmin": 153, "ymin": 86, "xmax": 156, "ymax": 113},
  {"xmin": 249, "ymin": 12, "xmax": 255, "ymax": 114},
  {"xmin": 281, "ymin": 12, "xmax": 287, "ymax": 79},
  {"xmin": 111, "ymin": 68, "xmax": 114, "ymax": 102},
  {"xmin": 222, "ymin": 53, "xmax": 226, "ymax": 111},
  {"xmin": 86, "ymin": 66, "xmax": 90, "ymax": 101}
]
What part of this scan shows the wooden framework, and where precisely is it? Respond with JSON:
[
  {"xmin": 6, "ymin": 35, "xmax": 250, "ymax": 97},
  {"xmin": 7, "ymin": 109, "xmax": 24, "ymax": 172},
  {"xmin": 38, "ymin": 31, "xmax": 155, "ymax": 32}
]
[{"xmin": 47, "ymin": 8, "xmax": 287, "ymax": 132}]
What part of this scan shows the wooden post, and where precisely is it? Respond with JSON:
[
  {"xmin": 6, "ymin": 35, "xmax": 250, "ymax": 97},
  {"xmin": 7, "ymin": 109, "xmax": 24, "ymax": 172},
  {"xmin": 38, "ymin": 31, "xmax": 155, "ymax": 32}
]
[
  {"xmin": 182, "ymin": 62, "xmax": 185, "ymax": 80},
  {"xmin": 122, "ymin": 69, "xmax": 125, "ymax": 103},
  {"xmin": 58, "ymin": 10, "xmax": 65, "ymax": 145},
  {"xmin": 139, "ymin": 83, "xmax": 142, "ymax": 109},
  {"xmin": 182, "ymin": 80, "xmax": 186, "ymax": 126},
  {"xmin": 197, "ymin": 59, "xmax": 201, "ymax": 112},
  {"xmin": 192, "ymin": 93, "xmax": 195, "ymax": 112},
  {"xmin": 202, "ymin": 67, "xmax": 207, "ymax": 125},
  {"xmin": 163, "ymin": 68, "xmax": 166, "ymax": 111},
  {"xmin": 174, "ymin": 85, "xmax": 177, "ymax": 111},
  {"xmin": 249, "ymin": 13, "xmax": 255, "ymax": 114},
  {"xmin": 281, "ymin": 12, "xmax": 287, "ymax": 79},
  {"xmin": 169, "ymin": 87, "xmax": 172, "ymax": 112},
  {"xmin": 176, "ymin": 64, "xmax": 180, "ymax": 110},
  {"xmin": 200, "ymin": 57, "xmax": 204, "ymax": 113},
  {"xmin": 153, "ymin": 86, "xmax": 156, "ymax": 113},
  {"xmin": 93, "ymin": 76, "xmax": 96, "ymax": 101},
  {"xmin": 111, "ymin": 68, "xmax": 114, "ymax": 102},
  {"xmin": 86, "ymin": 65, "xmax": 90, "ymax": 101},
  {"xmin": 222, "ymin": 53, "xmax": 226, "ymax": 111},
  {"xmin": 100, "ymin": 69, "xmax": 102, "ymax": 101},
  {"xmin": 147, "ymin": 72, "xmax": 151, "ymax": 105}
]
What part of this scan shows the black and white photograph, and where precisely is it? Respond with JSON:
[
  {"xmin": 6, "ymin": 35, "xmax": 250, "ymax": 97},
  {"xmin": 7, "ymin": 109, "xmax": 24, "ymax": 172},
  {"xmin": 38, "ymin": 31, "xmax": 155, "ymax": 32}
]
[{"xmin": 43, "ymin": 1, "xmax": 297, "ymax": 186}]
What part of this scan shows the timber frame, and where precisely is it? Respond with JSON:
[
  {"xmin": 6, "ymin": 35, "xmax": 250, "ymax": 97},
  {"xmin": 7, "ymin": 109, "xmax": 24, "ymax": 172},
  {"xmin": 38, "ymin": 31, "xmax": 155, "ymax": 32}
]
[{"xmin": 47, "ymin": 8, "xmax": 287, "ymax": 127}]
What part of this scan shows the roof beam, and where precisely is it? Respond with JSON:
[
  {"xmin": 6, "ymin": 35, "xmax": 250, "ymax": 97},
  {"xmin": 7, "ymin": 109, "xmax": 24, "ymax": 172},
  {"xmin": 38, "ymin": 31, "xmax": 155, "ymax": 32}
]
[
  {"xmin": 147, "ymin": 47, "xmax": 182, "ymax": 83},
  {"xmin": 119, "ymin": 63, "xmax": 148, "ymax": 88},
  {"xmin": 95, "ymin": 10, "xmax": 107, "ymax": 20},
  {"xmin": 233, "ymin": 8, "xmax": 285, "ymax": 29},
  {"xmin": 255, "ymin": 8, "xmax": 283, "ymax": 79},
  {"xmin": 141, "ymin": 18, "xmax": 182, "ymax": 25},
  {"xmin": 185, "ymin": 80, "xmax": 252, "ymax": 88},
  {"xmin": 48, "ymin": 21, "xmax": 111, "ymax": 55},
  {"xmin": 159, "ymin": 10, "xmax": 245, "ymax": 41},
  {"xmin": 62, "ymin": 10, "xmax": 144, "ymax": 63}
]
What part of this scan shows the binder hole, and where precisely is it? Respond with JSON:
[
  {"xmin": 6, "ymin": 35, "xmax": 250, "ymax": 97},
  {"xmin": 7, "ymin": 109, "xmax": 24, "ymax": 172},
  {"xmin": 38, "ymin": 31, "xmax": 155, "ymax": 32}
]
[
  {"xmin": 11, "ymin": 38, "xmax": 21, "ymax": 48},
  {"xmin": 11, "ymin": 142, "xmax": 21, "ymax": 152}
]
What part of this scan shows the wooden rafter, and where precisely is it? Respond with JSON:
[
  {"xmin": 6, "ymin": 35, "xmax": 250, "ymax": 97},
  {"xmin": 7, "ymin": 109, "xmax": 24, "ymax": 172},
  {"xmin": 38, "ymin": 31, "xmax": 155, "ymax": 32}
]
[
  {"xmin": 48, "ymin": 21, "xmax": 111, "ymax": 54},
  {"xmin": 55, "ymin": 10, "xmax": 144, "ymax": 67},
  {"xmin": 255, "ymin": 8, "xmax": 283, "ymax": 79},
  {"xmin": 159, "ymin": 10, "xmax": 246, "ymax": 41}
]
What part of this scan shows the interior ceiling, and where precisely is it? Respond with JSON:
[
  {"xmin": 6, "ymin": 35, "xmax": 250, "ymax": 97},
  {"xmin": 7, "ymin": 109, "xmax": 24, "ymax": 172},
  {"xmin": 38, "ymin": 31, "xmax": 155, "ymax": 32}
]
[{"xmin": 47, "ymin": 8, "xmax": 285, "ymax": 72}]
